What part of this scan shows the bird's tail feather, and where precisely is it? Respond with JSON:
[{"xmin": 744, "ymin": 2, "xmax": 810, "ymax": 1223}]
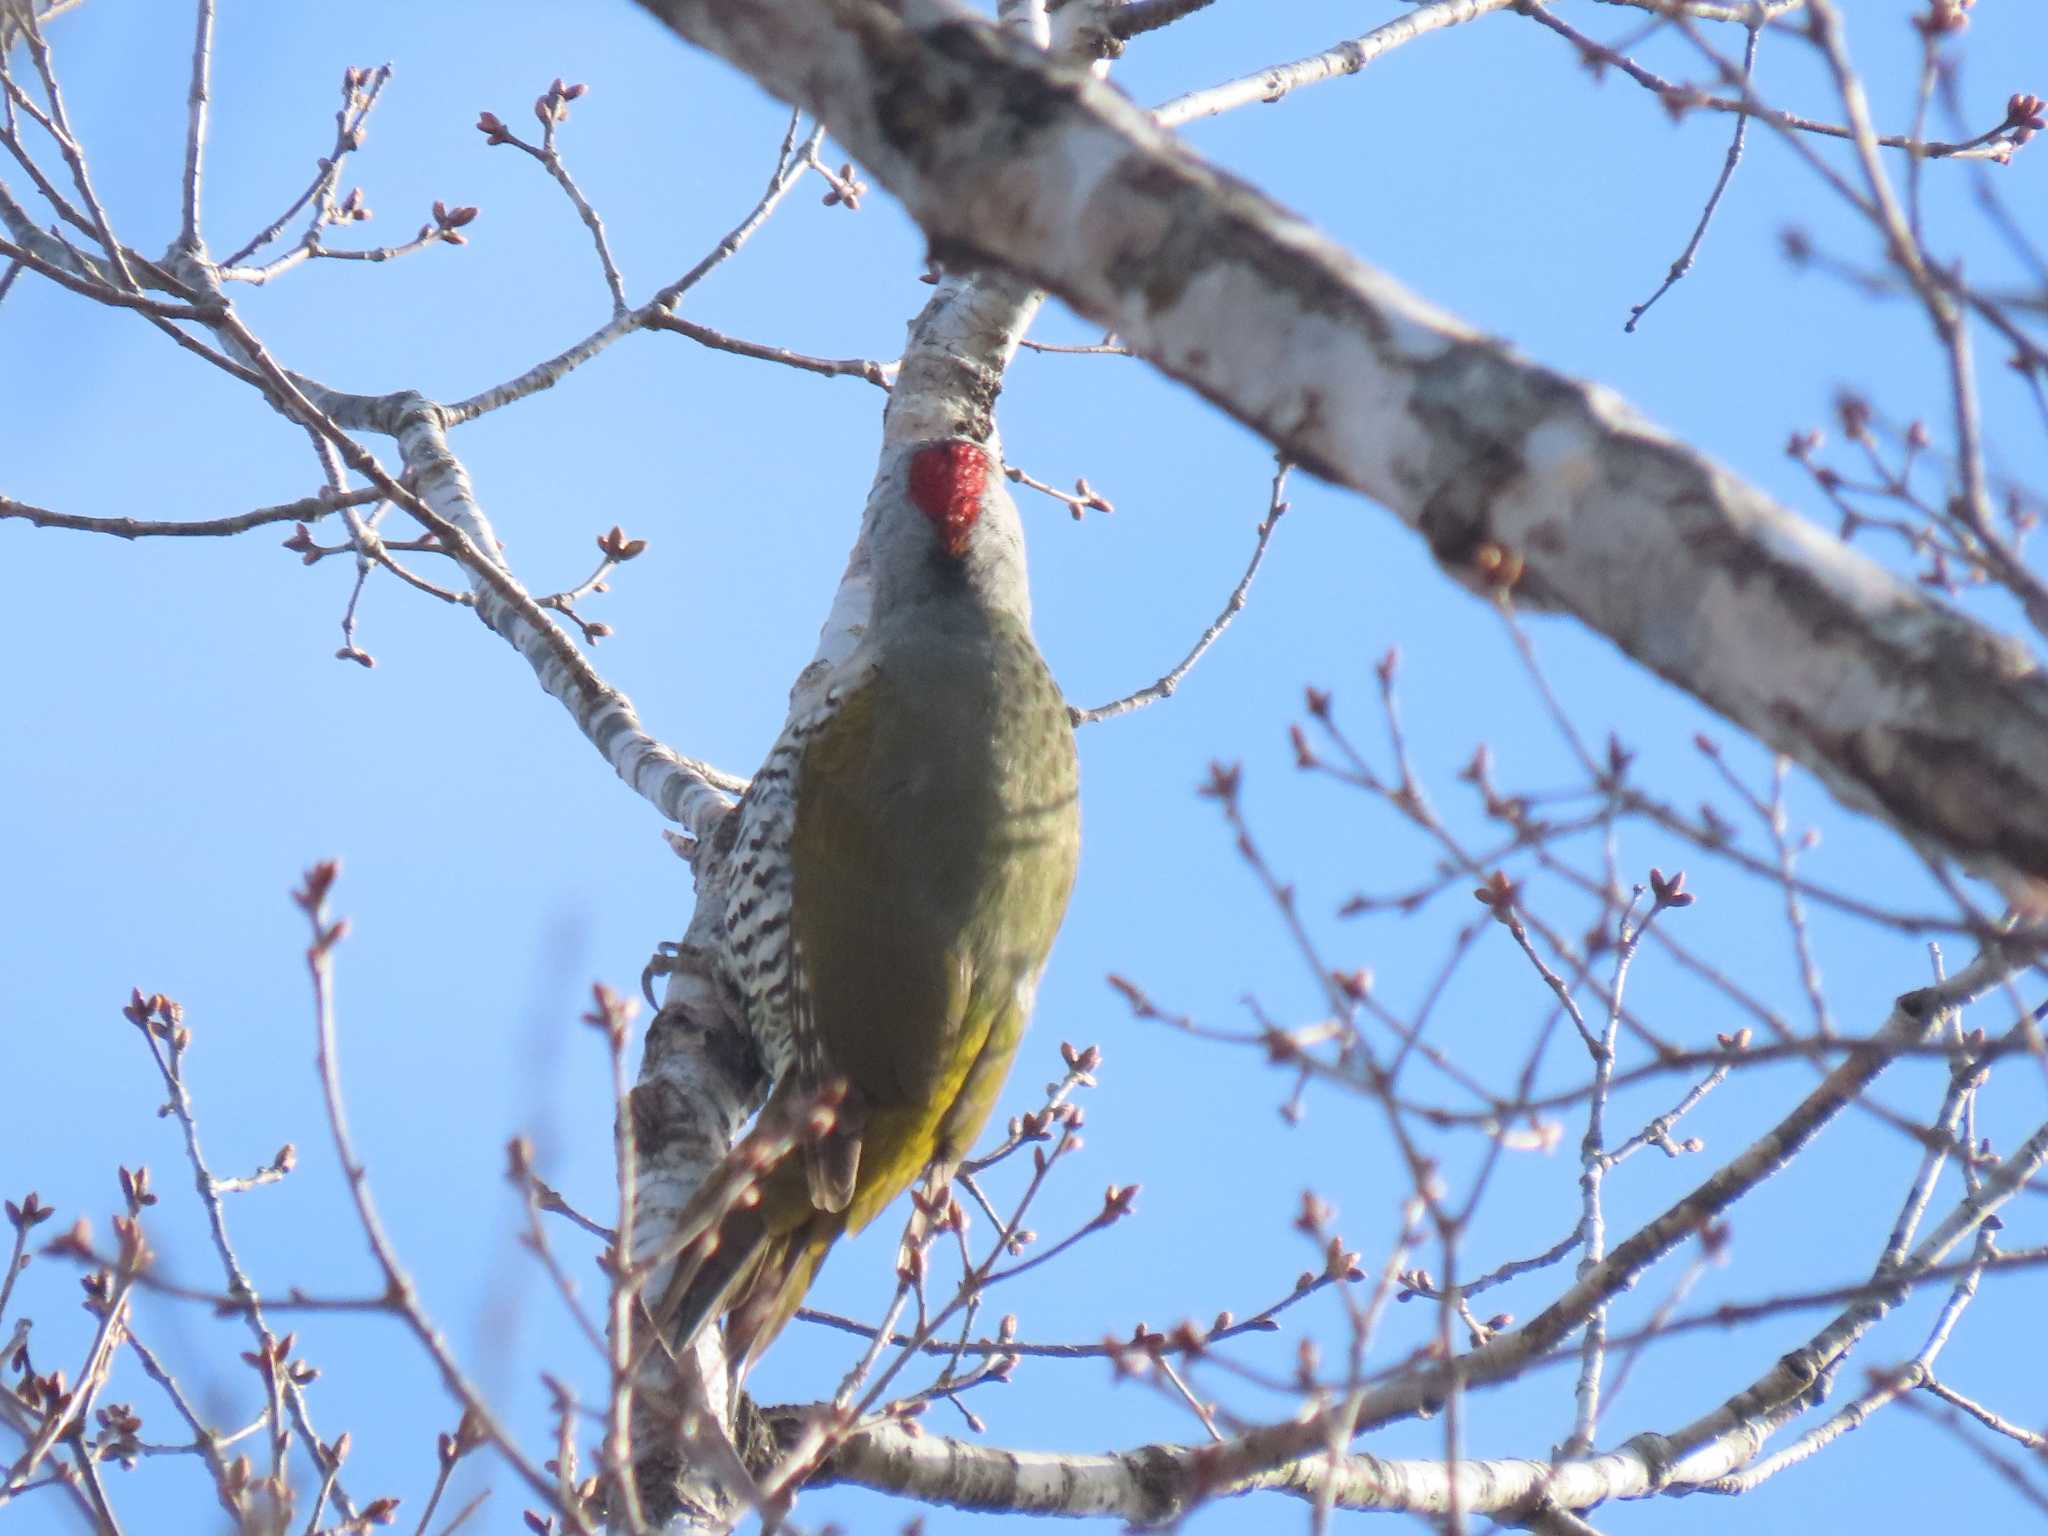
[
  {"xmin": 658, "ymin": 1176, "xmax": 843, "ymax": 1379},
  {"xmin": 725, "ymin": 1218, "xmax": 836, "ymax": 1374},
  {"xmin": 661, "ymin": 1200, "xmax": 772, "ymax": 1360},
  {"xmin": 658, "ymin": 1075, "xmax": 852, "ymax": 1361}
]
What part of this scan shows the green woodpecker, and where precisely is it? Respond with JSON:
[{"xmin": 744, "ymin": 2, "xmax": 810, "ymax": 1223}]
[{"xmin": 673, "ymin": 437, "xmax": 1081, "ymax": 1371}]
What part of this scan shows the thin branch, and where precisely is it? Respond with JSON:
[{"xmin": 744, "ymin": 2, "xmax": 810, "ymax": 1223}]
[
  {"xmin": 1701, "ymin": 1226, "xmax": 1999, "ymax": 1494},
  {"xmin": 1599, "ymin": 1064, "xmax": 1728, "ymax": 1166},
  {"xmin": 294, "ymin": 865, "xmax": 578, "ymax": 1526},
  {"xmin": 1920, "ymin": 1376, "xmax": 2048, "ymax": 1453},
  {"xmin": 222, "ymin": 226, "xmax": 458, "ymax": 285},
  {"xmin": 1895, "ymin": 1393, "xmax": 2048, "ymax": 1517},
  {"xmin": 221, "ymin": 64, "xmax": 393, "ymax": 269},
  {"xmin": 13, "ymin": 11, "xmax": 138, "ymax": 289},
  {"xmin": 1794, "ymin": 1, "xmax": 2048, "ymax": 640},
  {"xmin": 1072, "ymin": 461, "xmax": 1288, "ymax": 724},
  {"xmin": 445, "ymin": 113, "xmax": 822, "ymax": 424},
  {"xmin": 120, "ymin": 996, "xmax": 359, "ymax": 1523},
  {"xmin": 596, "ymin": 986, "xmax": 648, "ymax": 1531},
  {"xmin": 66, "ymin": 1438, "xmax": 126, "ymax": 1536},
  {"xmin": 498, "ymin": 84, "xmax": 630, "ymax": 315},
  {"xmin": 0, "ymin": 487, "xmax": 382, "ymax": 539},
  {"xmin": 1017, "ymin": 336, "xmax": 1129, "ymax": 356},
  {"xmin": 122, "ymin": 1329, "xmax": 243, "ymax": 1519},
  {"xmin": 1154, "ymin": 0, "xmax": 1520, "ymax": 129},
  {"xmin": 177, "ymin": 0, "xmax": 214, "ymax": 253},
  {"xmin": 1625, "ymin": 17, "xmax": 1759, "ymax": 331},
  {"xmin": 1522, "ymin": 4, "xmax": 2024, "ymax": 164},
  {"xmin": 645, "ymin": 313, "xmax": 893, "ymax": 387},
  {"xmin": 1002, "ymin": 460, "xmax": 1112, "ymax": 519}
]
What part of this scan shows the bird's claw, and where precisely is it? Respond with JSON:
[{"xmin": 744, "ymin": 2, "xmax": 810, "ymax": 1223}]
[{"xmin": 642, "ymin": 941, "xmax": 683, "ymax": 1008}]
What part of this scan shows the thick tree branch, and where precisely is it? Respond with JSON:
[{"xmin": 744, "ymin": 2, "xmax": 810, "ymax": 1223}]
[
  {"xmin": 625, "ymin": 0, "xmax": 2048, "ymax": 906},
  {"xmin": 316, "ymin": 388, "xmax": 747, "ymax": 831},
  {"xmin": 781, "ymin": 1103, "xmax": 2047, "ymax": 1525}
]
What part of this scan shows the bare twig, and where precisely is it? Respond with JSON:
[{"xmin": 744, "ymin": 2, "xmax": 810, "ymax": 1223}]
[
  {"xmin": 292, "ymin": 864, "xmax": 576, "ymax": 1526},
  {"xmin": 646, "ymin": 313, "xmax": 893, "ymax": 387},
  {"xmin": 177, "ymin": 0, "xmax": 215, "ymax": 252},
  {"xmin": 445, "ymin": 112, "xmax": 823, "ymax": 424},
  {"xmin": 1522, "ymin": 4, "xmax": 2026, "ymax": 165},
  {"xmin": 0, "ymin": 487, "xmax": 383, "ymax": 539},
  {"xmin": 1625, "ymin": 17, "xmax": 1760, "ymax": 331},
  {"xmin": 1920, "ymin": 1376, "xmax": 2048, "ymax": 1453},
  {"xmin": 1154, "ymin": 0, "xmax": 1521, "ymax": 128},
  {"xmin": 1072, "ymin": 461, "xmax": 1288, "ymax": 724},
  {"xmin": 221, "ymin": 64, "xmax": 393, "ymax": 270}
]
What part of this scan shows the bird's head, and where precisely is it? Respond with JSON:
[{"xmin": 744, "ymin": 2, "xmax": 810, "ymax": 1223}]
[
  {"xmin": 870, "ymin": 437, "xmax": 1032, "ymax": 622},
  {"xmin": 908, "ymin": 439, "xmax": 991, "ymax": 562}
]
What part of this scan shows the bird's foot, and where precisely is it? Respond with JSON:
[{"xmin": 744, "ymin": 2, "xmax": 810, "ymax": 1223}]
[{"xmin": 642, "ymin": 940, "xmax": 684, "ymax": 1007}]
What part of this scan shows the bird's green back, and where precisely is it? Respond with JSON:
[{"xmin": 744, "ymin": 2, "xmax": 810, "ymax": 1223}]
[{"xmin": 789, "ymin": 602, "xmax": 1081, "ymax": 1235}]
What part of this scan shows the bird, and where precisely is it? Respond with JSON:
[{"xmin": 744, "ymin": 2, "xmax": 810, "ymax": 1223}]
[{"xmin": 666, "ymin": 435, "xmax": 1081, "ymax": 1374}]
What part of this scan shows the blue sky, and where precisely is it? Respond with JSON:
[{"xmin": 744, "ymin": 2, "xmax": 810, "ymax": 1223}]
[{"xmin": 5, "ymin": 2, "xmax": 2046, "ymax": 1532}]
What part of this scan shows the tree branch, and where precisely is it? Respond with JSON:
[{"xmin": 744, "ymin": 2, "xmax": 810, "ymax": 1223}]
[
  {"xmin": 0, "ymin": 486, "xmax": 381, "ymax": 539},
  {"xmin": 625, "ymin": 0, "xmax": 2048, "ymax": 906}
]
